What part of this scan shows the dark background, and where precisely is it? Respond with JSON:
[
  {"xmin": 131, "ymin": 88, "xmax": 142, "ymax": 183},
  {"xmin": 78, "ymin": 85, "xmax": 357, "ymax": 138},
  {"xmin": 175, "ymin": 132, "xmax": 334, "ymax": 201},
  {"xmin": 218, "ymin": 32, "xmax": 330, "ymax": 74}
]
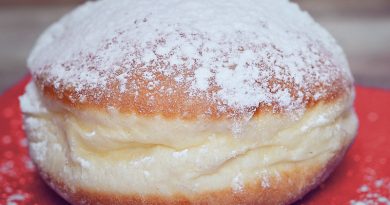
[{"xmin": 1, "ymin": 0, "xmax": 389, "ymax": 92}]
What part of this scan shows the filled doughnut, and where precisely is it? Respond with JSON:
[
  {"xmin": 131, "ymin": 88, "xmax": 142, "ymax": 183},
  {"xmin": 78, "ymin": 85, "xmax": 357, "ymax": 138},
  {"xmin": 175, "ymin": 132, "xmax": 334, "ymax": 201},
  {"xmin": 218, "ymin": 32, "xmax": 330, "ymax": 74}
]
[{"xmin": 20, "ymin": 0, "xmax": 358, "ymax": 204}]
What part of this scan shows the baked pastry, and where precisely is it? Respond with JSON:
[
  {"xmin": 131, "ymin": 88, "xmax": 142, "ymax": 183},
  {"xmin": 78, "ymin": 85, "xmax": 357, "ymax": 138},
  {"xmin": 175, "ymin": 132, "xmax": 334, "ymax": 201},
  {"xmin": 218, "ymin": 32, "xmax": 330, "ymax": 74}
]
[{"xmin": 20, "ymin": 0, "xmax": 358, "ymax": 204}]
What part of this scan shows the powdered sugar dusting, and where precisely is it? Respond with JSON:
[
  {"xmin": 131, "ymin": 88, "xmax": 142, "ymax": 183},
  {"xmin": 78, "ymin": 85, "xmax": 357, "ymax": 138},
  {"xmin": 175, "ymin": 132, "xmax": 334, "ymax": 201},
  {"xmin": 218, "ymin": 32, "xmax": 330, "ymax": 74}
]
[
  {"xmin": 350, "ymin": 177, "xmax": 390, "ymax": 205},
  {"xmin": 6, "ymin": 193, "xmax": 27, "ymax": 205},
  {"xmin": 29, "ymin": 141, "xmax": 47, "ymax": 162},
  {"xmin": 28, "ymin": 0, "xmax": 352, "ymax": 121},
  {"xmin": 260, "ymin": 169, "xmax": 271, "ymax": 188},
  {"xmin": 231, "ymin": 172, "xmax": 244, "ymax": 193}
]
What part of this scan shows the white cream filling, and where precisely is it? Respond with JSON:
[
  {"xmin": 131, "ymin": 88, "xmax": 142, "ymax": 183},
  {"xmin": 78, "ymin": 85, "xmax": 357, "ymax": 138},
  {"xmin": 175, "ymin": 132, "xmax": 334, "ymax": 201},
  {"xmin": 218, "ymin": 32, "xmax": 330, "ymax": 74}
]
[{"xmin": 20, "ymin": 82, "xmax": 358, "ymax": 196}]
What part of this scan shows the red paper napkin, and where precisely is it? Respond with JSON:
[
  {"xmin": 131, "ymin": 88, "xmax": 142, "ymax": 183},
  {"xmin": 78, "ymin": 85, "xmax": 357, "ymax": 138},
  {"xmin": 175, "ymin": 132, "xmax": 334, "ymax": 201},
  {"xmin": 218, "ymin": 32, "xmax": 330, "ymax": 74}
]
[{"xmin": 1, "ymin": 77, "xmax": 389, "ymax": 205}]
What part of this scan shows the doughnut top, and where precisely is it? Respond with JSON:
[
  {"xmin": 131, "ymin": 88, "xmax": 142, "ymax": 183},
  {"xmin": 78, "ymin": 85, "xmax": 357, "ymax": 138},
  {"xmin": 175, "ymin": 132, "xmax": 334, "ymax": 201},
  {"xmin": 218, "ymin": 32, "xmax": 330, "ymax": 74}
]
[{"xmin": 28, "ymin": 0, "xmax": 353, "ymax": 120}]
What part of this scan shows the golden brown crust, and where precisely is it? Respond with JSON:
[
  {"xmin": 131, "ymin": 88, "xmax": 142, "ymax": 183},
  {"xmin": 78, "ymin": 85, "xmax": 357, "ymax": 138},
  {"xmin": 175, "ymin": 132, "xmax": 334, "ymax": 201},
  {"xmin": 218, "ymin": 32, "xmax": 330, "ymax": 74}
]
[
  {"xmin": 39, "ymin": 144, "xmax": 349, "ymax": 205},
  {"xmin": 34, "ymin": 72, "xmax": 351, "ymax": 121}
]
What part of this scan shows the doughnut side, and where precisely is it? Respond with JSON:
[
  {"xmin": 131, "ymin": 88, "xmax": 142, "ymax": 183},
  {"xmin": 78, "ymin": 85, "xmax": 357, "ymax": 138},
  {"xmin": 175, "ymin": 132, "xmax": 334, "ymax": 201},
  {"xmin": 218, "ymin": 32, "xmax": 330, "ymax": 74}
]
[
  {"xmin": 41, "ymin": 150, "xmax": 347, "ymax": 205},
  {"xmin": 20, "ymin": 81, "xmax": 358, "ymax": 205}
]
